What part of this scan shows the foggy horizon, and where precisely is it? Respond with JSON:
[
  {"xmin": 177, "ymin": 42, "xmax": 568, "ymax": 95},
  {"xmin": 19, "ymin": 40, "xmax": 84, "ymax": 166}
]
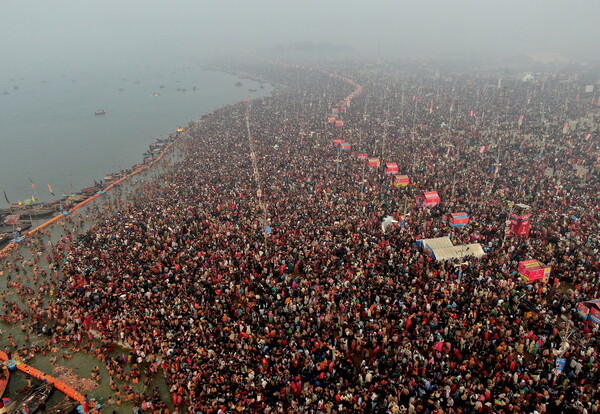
[{"xmin": 2, "ymin": 0, "xmax": 600, "ymax": 75}]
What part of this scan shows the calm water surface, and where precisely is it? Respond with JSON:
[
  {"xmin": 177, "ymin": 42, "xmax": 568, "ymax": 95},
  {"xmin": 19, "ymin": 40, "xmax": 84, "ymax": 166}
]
[{"xmin": 0, "ymin": 64, "xmax": 271, "ymax": 206}]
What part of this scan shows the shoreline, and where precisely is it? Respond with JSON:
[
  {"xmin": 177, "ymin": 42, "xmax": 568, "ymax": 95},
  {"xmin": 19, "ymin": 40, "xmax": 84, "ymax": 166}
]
[
  {"xmin": 0, "ymin": 96, "xmax": 264, "ymax": 412},
  {"xmin": 0, "ymin": 77, "xmax": 274, "ymax": 259}
]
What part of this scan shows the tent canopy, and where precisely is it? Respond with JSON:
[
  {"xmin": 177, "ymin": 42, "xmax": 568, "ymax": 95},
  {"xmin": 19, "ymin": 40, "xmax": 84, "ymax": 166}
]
[{"xmin": 418, "ymin": 237, "xmax": 485, "ymax": 261}]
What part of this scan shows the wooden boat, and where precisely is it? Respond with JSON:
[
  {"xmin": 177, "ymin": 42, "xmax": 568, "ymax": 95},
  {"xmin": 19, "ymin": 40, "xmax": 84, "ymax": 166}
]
[
  {"xmin": 17, "ymin": 208, "xmax": 57, "ymax": 219},
  {"xmin": 0, "ymin": 367, "xmax": 8, "ymax": 398},
  {"xmin": 0, "ymin": 384, "xmax": 34, "ymax": 414},
  {"xmin": 0, "ymin": 222, "xmax": 32, "ymax": 234},
  {"xmin": 79, "ymin": 185, "xmax": 101, "ymax": 194},
  {"xmin": 18, "ymin": 384, "xmax": 52, "ymax": 414},
  {"xmin": 94, "ymin": 110, "xmax": 106, "ymax": 115}
]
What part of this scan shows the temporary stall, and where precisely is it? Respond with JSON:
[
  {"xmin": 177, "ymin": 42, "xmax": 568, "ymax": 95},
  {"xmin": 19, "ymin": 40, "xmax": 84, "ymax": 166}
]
[
  {"xmin": 416, "ymin": 237, "xmax": 484, "ymax": 261},
  {"xmin": 510, "ymin": 213, "xmax": 532, "ymax": 237},
  {"xmin": 392, "ymin": 175, "xmax": 410, "ymax": 187},
  {"xmin": 416, "ymin": 237, "xmax": 453, "ymax": 252},
  {"xmin": 357, "ymin": 153, "xmax": 368, "ymax": 160},
  {"xmin": 431, "ymin": 244, "xmax": 485, "ymax": 261},
  {"xmin": 368, "ymin": 158, "xmax": 381, "ymax": 168},
  {"xmin": 332, "ymin": 139, "xmax": 344, "ymax": 147},
  {"xmin": 385, "ymin": 163, "xmax": 399, "ymax": 175},
  {"xmin": 416, "ymin": 191, "xmax": 441, "ymax": 207},
  {"xmin": 335, "ymin": 120, "xmax": 344, "ymax": 127},
  {"xmin": 518, "ymin": 260, "xmax": 550, "ymax": 282},
  {"xmin": 340, "ymin": 142, "xmax": 351, "ymax": 150},
  {"xmin": 577, "ymin": 299, "xmax": 600, "ymax": 324},
  {"xmin": 328, "ymin": 117, "xmax": 337, "ymax": 123},
  {"xmin": 445, "ymin": 212, "xmax": 469, "ymax": 228}
]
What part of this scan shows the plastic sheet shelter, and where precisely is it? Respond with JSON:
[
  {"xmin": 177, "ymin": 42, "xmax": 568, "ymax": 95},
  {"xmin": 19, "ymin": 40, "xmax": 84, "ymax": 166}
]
[
  {"xmin": 431, "ymin": 244, "xmax": 485, "ymax": 261},
  {"xmin": 445, "ymin": 212, "xmax": 469, "ymax": 228},
  {"xmin": 577, "ymin": 299, "xmax": 600, "ymax": 324},
  {"xmin": 416, "ymin": 237, "xmax": 485, "ymax": 261},
  {"xmin": 340, "ymin": 142, "xmax": 351, "ymax": 150},
  {"xmin": 357, "ymin": 153, "xmax": 368, "ymax": 160},
  {"xmin": 385, "ymin": 163, "xmax": 399, "ymax": 175},
  {"xmin": 417, "ymin": 191, "xmax": 441, "ymax": 207},
  {"xmin": 368, "ymin": 158, "xmax": 381, "ymax": 168},
  {"xmin": 332, "ymin": 139, "xmax": 344, "ymax": 147},
  {"xmin": 518, "ymin": 260, "xmax": 550, "ymax": 282},
  {"xmin": 392, "ymin": 175, "xmax": 410, "ymax": 187},
  {"xmin": 510, "ymin": 213, "xmax": 532, "ymax": 237}
]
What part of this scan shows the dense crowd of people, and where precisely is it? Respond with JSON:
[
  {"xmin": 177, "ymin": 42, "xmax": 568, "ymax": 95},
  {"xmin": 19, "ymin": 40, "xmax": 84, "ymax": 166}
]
[{"xmin": 2, "ymin": 61, "xmax": 599, "ymax": 413}]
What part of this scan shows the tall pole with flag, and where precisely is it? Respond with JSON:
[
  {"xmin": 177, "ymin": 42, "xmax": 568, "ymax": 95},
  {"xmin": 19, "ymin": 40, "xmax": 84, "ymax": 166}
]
[{"xmin": 29, "ymin": 178, "xmax": 38, "ymax": 202}]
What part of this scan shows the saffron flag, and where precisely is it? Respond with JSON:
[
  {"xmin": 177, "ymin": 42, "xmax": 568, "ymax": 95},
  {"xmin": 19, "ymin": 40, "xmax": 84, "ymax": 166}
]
[{"xmin": 47, "ymin": 183, "xmax": 55, "ymax": 196}]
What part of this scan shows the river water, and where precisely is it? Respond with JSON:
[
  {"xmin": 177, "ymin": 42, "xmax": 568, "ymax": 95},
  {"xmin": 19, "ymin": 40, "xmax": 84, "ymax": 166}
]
[{"xmin": 0, "ymin": 63, "xmax": 272, "ymax": 206}]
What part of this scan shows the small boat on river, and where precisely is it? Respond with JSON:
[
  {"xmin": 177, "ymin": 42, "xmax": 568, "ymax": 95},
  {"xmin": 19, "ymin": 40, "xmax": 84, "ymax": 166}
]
[
  {"xmin": 94, "ymin": 110, "xmax": 106, "ymax": 115},
  {"xmin": 0, "ymin": 366, "xmax": 9, "ymax": 399},
  {"xmin": 0, "ymin": 384, "xmax": 34, "ymax": 414},
  {"xmin": 19, "ymin": 384, "xmax": 52, "ymax": 414}
]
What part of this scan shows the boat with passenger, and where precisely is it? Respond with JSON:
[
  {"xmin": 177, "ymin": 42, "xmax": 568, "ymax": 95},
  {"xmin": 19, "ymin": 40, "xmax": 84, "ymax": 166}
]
[{"xmin": 94, "ymin": 110, "xmax": 106, "ymax": 115}]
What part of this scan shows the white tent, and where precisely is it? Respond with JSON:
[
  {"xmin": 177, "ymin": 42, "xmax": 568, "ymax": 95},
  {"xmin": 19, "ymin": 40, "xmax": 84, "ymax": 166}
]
[
  {"xmin": 419, "ymin": 237, "xmax": 485, "ymax": 261},
  {"xmin": 421, "ymin": 237, "xmax": 453, "ymax": 251},
  {"xmin": 430, "ymin": 244, "xmax": 485, "ymax": 261},
  {"xmin": 381, "ymin": 215, "xmax": 399, "ymax": 233}
]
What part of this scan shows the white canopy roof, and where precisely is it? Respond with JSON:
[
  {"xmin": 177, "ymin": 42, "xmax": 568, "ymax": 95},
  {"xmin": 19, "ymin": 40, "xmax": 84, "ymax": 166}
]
[{"xmin": 420, "ymin": 237, "xmax": 485, "ymax": 261}]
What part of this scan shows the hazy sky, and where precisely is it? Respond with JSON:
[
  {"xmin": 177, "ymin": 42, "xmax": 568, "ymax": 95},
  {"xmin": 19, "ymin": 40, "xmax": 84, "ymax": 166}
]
[{"xmin": 2, "ymin": 0, "xmax": 599, "ymax": 72}]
